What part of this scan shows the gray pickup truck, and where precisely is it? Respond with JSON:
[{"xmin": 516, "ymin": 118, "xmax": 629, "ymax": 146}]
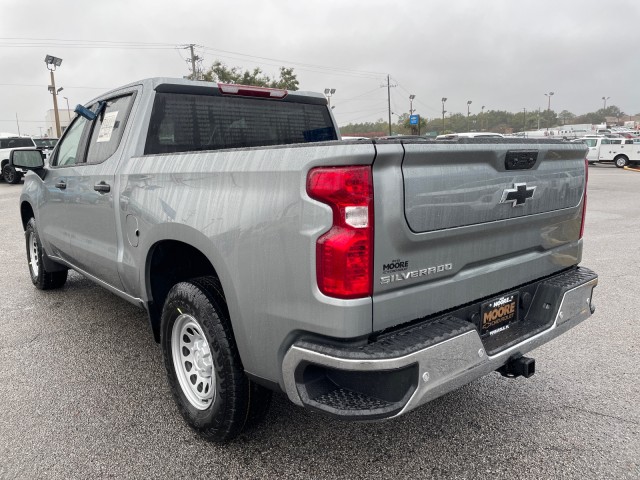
[{"xmin": 14, "ymin": 78, "xmax": 598, "ymax": 442}]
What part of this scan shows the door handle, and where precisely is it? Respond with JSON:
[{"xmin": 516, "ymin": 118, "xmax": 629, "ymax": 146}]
[
  {"xmin": 94, "ymin": 181, "xmax": 111, "ymax": 193},
  {"xmin": 55, "ymin": 181, "xmax": 66, "ymax": 190}
]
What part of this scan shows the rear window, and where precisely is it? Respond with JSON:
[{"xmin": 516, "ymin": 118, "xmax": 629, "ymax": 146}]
[
  {"xmin": 144, "ymin": 92, "xmax": 336, "ymax": 155},
  {"xmin": 0, "ymin": 137, "xmax": 35, "ymax": 149}
]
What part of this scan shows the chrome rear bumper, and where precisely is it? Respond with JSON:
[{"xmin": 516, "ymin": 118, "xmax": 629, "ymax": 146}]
[{"xmin": 282, "ymin": 268, "xmax": 598, "ymax": 420}]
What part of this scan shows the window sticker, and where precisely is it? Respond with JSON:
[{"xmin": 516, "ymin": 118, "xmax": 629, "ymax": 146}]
[{"xmin": 97, "ymin": 111, "xmax": 119, "ymax": 143}]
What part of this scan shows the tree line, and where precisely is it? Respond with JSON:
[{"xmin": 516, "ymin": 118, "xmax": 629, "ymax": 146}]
[{"xmin": 340, "ymin": 105, "xmax": 633, "ymax": 136}]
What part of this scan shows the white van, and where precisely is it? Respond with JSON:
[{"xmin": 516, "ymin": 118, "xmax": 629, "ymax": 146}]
[{"xmin": 582, "ymin": 137, "xmax": 640, "ymax": 167}]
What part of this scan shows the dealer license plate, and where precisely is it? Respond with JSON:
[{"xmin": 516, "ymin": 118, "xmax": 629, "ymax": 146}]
[{"xmin": 480, "ymin": 293, "xmax": 519, "ymax": 335}]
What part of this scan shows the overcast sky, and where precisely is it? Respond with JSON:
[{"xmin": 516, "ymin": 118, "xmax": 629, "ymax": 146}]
[{"xmin": 1, "ymin": 0, "xmax": 639, "ymax": 135}]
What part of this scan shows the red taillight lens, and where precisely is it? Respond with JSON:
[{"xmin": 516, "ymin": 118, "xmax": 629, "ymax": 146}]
[
  {"xmin": 307, "ymin": 166, "xmax": 373, "ymax": 299},
  {"xmin": 580, "ymin": 157, "xmax": 588, "ymax": 238}
]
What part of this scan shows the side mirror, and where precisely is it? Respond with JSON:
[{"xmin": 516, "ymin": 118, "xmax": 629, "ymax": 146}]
[{"xmin": 10, "ymin": 149, "xmax": 45, "ymax": 170}]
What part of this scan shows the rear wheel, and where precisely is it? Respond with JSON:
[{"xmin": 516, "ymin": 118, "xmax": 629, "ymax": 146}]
[
  {"xmin": 3, "ymin": 164, "xmax": 22, "ymax": 184},
  {"xmin": 614, "ymin": 155, "xmax": 629, "ymax": 168},
  {"xmin": 25, "ymin": 218, "xmax": 68, "ymax": 289},
  {"xmin": 161, "ymin": 277, "xmax": 271, "ymax": 442}
]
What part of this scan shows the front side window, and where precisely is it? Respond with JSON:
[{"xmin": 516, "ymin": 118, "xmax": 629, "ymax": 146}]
[
  {"xmin": 86, "ymin": 94, "xmax": 134, "ymax": 164},
  {"xmin": 53, "ymin": 116, "xmax": 90, "ymax": 167},
  {"xmin": 584, "ymin": 139, "xmax": 597, "ymax": 147}
]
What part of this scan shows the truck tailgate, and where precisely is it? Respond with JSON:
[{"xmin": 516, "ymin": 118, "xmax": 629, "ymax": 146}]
[{"xmin": 372, "ymin": 139, "xmax": 588, "ymax": 332}]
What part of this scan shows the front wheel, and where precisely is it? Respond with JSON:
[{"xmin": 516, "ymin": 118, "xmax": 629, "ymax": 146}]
[
  {"xmin": 3, "ymin": 164, "xmax": 22, "ymax": 184},
  {"xmin": 614, "ymin": 155, "xmax": 629, "ymax": 168},
  {"xmin": 161, "ymin": 277, "xmax": 271, "ymax": 442},
  {"xmin": 25, "ymin": 218, "xmax": 68, "ymax": 289}
]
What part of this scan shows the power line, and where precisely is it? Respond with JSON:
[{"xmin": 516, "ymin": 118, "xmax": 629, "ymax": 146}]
[{"xmin": 0, "ymin": 83, "xmax": 110, "ymax": 89}]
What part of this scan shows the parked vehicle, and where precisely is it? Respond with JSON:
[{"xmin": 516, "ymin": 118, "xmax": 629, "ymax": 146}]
[
  {"xmin": 15, "ymin": 78, "xmax": 597, "ymax": 442},
  {"xmin": 0, "ymin": 135, "xmax": 37, "ymax": 183},
  {"xmin": 435, "ymin": 132, "xmax": 504, "ymax": 140},
  {"xmin": 32, "ymin": 137, "xmax": 58, "ymax": 160},
  {"xmin": 581, "ymin": 137, "xmax": 640, "ymax": 167}
]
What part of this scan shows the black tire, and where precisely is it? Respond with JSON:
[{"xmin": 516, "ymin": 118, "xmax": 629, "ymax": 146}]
[
  {"xmin": 3, "ymin": 164, "xmax": 22, "ymax": 184},
  {"xmin": 160, "ymin": 276, "xmax": 271, "ymax": 442},
  {"xmin": 25, "ymin": 218, "xmax": 68, "ymax": 289},
  {"xmin": 614, "ymin": 155, "xmax": 629, "ymax": 168}
]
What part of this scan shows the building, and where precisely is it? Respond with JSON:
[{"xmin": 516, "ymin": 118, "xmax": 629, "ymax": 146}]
[{"xmin": 45, "ymin": 109, "xmax": 73, "ymax": 138}]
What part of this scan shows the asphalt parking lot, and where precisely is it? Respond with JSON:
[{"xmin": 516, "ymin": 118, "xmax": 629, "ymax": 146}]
[{"xmin": 0, "ymin": 165, "xmax": 638, "ymax": 479}]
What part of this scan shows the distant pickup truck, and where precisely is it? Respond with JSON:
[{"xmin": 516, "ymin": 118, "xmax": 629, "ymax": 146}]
[
  {"xmin": 582, "ymin": 137, "xmax": 640, "ymax": 167},
  {"xmin": 14, "ymin": 78, "xmax": 598, "ymax": 442},
  {"xmin": 0, "ymin": 135, "xmax": 37, "ymax": 183}
]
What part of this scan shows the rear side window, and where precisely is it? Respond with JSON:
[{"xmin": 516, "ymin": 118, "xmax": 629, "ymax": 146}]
[{"xmin": 144, "ymin": 92, "xmax": 336, "ymax": 155}]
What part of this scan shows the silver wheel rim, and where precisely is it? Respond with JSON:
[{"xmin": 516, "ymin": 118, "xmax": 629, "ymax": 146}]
[
  {"xmin": 171, "ymin": 313, "xmax": 215, "ymax": 410},
  {"xmin": 28, "ymin": 231, "xmax": 39, "ymax": 278},
  {"xmin": 616, "ymin": 158, "xmax": 625, "ymax": 167}
]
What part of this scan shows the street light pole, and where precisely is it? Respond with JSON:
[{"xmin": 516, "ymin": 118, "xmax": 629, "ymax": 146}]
[
  {"xmin": 481, "ymin": 105, "xmax": 485, "ymax": 131},
  {"xmin": 466, "ymin": 100, "xmax": 472, "ymax": 131},
  {"xmin": 63, "ymin": 96, "xmax": 71, "ymax": 126},
  {"xmin": 602, "ymin": 96, "xmax": 610, "ymax": 110},
  {"xmin": 544, "ymin": 91, "xmax": 554, "ymax": 111},
  {"xmin": 441, "ymin": 97, "xmax": 447, "ymax": 133},
  {"xmin": 409, "ymin": 94, "xmax": 416, "ymax": 135},
  {"xmin": 45, "ymin": 55, "xmax": 63, "ymax": 138},
  {"xmin": 324, "ymin": 88, "xmax": 336, "ymax": 109},
  {"xmin": 523, "ymin": 108, "xmax": 527, "ymax": 132}
]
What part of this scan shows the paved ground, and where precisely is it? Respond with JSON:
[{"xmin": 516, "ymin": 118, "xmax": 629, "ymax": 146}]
[{"xmin": 0, "ymin": 165, "xmax": 638, "ymax": 479}]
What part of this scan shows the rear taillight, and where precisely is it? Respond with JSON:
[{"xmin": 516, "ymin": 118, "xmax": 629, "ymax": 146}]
[
  {"xmin": 580, "ymin": 157, "xmax": 588, "ymax": 238},
  {"xmin": 307, "ymin": 166, "xmax": 373, "ymax": 299},
  {"xmin": 217, "ymin": 83, "xmax": 288, "ymax": 99}
]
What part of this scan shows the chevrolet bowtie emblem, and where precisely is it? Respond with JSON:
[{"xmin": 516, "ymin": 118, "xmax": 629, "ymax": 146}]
[{"xmin": 500, "ymin": 183, "xmax": 536, "ymax": 207}]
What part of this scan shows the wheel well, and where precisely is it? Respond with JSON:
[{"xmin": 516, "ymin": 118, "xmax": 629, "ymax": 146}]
[
  {"xmin": 146, "ymin": 240, "xmax": 219, "ymax": 341},
  {"xmin": 20, "ymin": 202, "xmax": 35, "ymax": 230},
  {"xmin": 615, "ymin": 154, "xmax": 629, "ymax": 160}
]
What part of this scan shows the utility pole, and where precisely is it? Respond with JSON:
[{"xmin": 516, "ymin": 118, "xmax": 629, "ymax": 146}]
[
  {"xmin": 15, "ymin": 113, "xmax": 21, "ymax": 136},
  {"xmin": 386, "ymin": 75, "xmax": 394, "ymax": 135},
  {"xmin": 523, "ymin": 108, "xmax": 527, "ymax": 132},
  {"xmin": 537, "ymin": 108, "xmax": 541, "ymax": 129},
  {"xmin": 185, "ymin": 44, "xmax": 202, "ymax": 80}
]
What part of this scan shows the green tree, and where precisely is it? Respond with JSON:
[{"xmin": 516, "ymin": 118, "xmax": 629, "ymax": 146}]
[
  {"xmin": 202, "ymin": 60, "xmax": 299, "ymax": 90},
  {"xmin": 558, "ymin": 110, "xmax": 576, "ymax": 125}
]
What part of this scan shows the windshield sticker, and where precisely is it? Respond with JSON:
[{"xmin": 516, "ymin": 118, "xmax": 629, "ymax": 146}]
[{"xmin": 97, "ymin": 111, "xmax": 119, "ymax": 143}]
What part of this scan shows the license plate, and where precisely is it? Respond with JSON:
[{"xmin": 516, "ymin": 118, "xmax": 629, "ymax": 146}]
[{"xmin": 481, "ymin": 293, "xmax": 519, "ymax": 335}]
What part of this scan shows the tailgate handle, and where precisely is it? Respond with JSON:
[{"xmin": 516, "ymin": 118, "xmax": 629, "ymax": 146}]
[{"xmin": 505, "ymin": 150, "xmax": 538, "ymax": 170}]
